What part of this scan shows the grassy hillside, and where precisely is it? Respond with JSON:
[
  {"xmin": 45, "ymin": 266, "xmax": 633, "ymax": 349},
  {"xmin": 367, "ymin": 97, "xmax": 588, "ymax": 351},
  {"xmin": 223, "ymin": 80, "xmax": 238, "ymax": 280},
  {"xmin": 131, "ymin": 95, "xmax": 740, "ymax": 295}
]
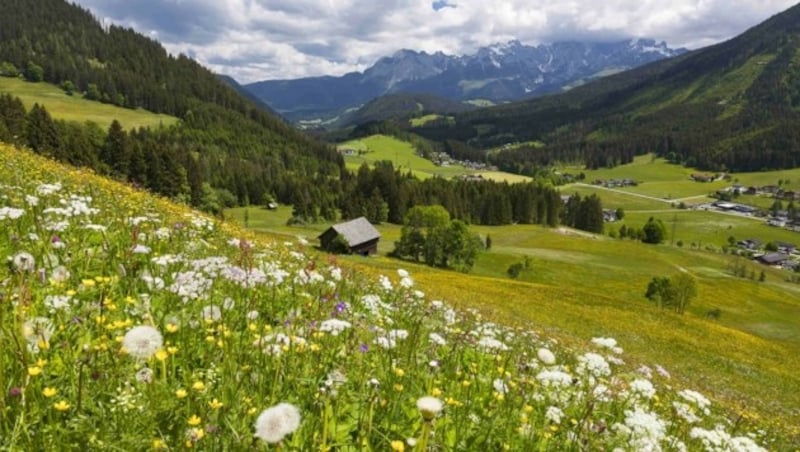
[
  {"xmin": 5, "ymin": 143, "xmax": 791, "ymax": 448},
  {"xmin": 228, "ymin": 191, "xmax": 800, "ymax": 444},
  {"xmin": 0, "ymin": 77, "xmax": 178, "ymax": 130},
  {"xmin": 340, "ymin": 134, "xmax": 532, "ymax": 182}
]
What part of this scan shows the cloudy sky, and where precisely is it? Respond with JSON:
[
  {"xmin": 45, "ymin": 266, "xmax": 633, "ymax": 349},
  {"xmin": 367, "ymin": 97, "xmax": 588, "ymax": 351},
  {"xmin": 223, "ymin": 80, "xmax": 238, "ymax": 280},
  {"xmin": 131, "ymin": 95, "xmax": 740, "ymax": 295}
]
[{"xmin": 73, "ymin": 0, "xmax": 797, "ymax": 83}]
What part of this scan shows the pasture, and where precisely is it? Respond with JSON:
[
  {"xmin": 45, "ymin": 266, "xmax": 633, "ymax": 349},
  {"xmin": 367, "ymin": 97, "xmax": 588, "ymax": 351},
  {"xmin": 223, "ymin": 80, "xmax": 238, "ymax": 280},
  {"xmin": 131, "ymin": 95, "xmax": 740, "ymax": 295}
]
[
  {"xmin": 0, "ymin": 77, "xmax": 179, "ymax": 130},
  {"xmin": 339, "ymin": 134, "xmax": 531, "ymax": 182}
]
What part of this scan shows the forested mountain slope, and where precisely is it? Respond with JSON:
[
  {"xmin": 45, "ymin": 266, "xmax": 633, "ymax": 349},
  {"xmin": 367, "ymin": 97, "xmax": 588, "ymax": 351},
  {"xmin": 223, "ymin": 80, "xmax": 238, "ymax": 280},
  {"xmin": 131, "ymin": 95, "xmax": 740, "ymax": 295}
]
[
  {"xmin": 0, "ymin": 0, "xmax": 341, "ymax": 210},
  {"xmin": 416, "ymin": 3, "xmax": 800, "ymax": 174}
]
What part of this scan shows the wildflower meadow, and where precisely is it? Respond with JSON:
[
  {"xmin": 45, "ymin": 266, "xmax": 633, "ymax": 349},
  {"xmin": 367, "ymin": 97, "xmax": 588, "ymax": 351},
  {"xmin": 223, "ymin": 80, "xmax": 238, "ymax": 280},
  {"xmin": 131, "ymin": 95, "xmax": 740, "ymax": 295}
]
[{"xmin": 0, "ymin": 143, "xmax": 779, "ymax": 450}]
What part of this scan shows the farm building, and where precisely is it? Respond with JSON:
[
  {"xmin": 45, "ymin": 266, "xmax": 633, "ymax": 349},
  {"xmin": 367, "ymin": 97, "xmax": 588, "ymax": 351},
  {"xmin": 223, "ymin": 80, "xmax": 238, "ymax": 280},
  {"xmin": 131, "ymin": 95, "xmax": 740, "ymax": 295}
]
[
  {"xmin": 318, "ymin": 217, "xmax": 381, "ymax": 256},
  {"xmin": 756, "ymin": 253, "xmax": 791, "ymax": 266}
]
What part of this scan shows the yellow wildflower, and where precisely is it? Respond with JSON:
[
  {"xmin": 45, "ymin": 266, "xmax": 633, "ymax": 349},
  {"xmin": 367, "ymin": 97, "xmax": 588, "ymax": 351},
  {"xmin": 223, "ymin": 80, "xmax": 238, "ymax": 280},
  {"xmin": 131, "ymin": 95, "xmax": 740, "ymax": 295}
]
[
  {"xmin": 208, "ymin": 398, "xmax": 223, "ymax": 410},
  {"xmin": 43, "ymin": 387, "xmax": 58, "ymax": 398},
  {"xmin": 390, "ymin": 440, "xmax": 405, "ymax": 451},
  {"xmin": 176, "ymin": 389, "xmax": 188, "ymax": 399},
  {"xmin": 187, "ymin": 415, "xmax": 202, "ymax": 426},
  {"xmin": 155, "ymin": 350, "xmax": 169, "ymax": 361},
  {"xmin": 28, "ymin": 366, "xmax": 42, "ymax": 377},
  {"xmin": 53, "ymin": 400, "xmax": 70, "ymax": 411}
]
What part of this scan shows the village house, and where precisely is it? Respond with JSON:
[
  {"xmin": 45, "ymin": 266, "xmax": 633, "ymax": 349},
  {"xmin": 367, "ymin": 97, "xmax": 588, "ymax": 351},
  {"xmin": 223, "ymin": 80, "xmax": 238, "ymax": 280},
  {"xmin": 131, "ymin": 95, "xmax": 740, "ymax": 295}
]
[
  {"xmin": 776, "ymin": 242, "xmax": 798, "ymax": 254},
  {"xmin": 756, "ymin": 253, "xmax": 791, "ymax": 266},
  {"xmin": 690, "ymin": 173, "xmax": 715, "ymax": 183},
  {"xmin": 738, "ymin": 239, "xmax": 762, "ymax": 251},
  {"xmin": 318, "ymin": 217, "xmax": 381, "ymax": 256}
]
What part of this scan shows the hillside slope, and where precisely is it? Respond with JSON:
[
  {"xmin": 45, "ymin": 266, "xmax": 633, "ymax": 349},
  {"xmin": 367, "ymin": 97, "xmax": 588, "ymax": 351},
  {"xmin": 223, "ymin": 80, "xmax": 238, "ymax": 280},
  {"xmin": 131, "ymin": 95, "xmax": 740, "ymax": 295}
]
[
  {"xmin": 0, "ymin": 76, "xmax": 178, "ymax": 130},
  {"xmin": 417, "ymin": 3, "xmax": 800, "ymax": 173},
  {"xmin": 3, "ymin": 143, "xmax": 797, "ymax": 448},
  {"xmin": 0, "ymin": 0, "xmax": 341, "ymax": 210}
]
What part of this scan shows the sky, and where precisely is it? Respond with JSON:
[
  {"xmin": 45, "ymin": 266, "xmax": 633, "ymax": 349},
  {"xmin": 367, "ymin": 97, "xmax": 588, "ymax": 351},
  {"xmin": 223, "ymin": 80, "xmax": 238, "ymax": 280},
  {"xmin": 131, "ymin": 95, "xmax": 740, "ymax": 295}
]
[{"xmin": 72, "ymin": 0, "xmax": 798, "ymax": 83}]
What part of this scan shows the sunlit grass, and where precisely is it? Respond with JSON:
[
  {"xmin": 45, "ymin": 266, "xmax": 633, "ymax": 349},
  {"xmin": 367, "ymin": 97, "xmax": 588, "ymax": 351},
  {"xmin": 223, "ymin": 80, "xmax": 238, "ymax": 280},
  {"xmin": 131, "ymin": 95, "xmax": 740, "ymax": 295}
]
[{"xmin": 0, "ymin": 77, "xmax": 179, "ymax": 130}]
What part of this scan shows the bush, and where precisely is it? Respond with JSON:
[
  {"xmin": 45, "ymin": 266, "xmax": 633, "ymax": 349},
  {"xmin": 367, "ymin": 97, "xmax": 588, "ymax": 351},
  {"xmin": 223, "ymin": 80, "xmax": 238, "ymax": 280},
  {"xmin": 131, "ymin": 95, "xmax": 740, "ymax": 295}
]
[{"xmin": 507, "ymin": 262, "xmax": 523, "ymax": 278}]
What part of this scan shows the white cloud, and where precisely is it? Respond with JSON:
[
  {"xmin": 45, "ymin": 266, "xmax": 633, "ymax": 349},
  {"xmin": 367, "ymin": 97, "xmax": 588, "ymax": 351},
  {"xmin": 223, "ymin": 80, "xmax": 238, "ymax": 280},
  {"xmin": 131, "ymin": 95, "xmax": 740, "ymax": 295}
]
[{"xmin": 73, "ymin": 0, "xmax": 798, "ymax": 83}]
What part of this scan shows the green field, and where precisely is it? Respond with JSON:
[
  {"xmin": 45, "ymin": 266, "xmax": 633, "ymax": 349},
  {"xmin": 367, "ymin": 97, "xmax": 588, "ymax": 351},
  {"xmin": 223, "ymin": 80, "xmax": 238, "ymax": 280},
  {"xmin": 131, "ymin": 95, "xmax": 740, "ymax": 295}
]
[
  {"xmin": 409, "ymin": 114, "xmax": 452, "ymax": 127},
  {"xmin": 559, "ymin": 155, "xmax": 800, "ymax": 249},
  {"xmin": 0, "ymin": 77, "xmax": 179, "ymax": 130},
  {"xmin": 563, "ymin": 154, "xmax": 800, "ymax": 199},
  {"xmin": 339, "ymin": 134, "xmax": 531, "ymax": 182}
]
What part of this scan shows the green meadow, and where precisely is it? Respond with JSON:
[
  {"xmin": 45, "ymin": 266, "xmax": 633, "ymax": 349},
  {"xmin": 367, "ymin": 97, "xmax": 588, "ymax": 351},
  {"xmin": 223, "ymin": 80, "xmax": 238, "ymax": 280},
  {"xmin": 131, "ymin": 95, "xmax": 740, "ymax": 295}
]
[
  {"xmin": 339, "ymin": 134, "xmax": 532, "ymax": 182},
  {"xmin": 563, "ymin": 154, "xmax": 800, "ymax": 199},
  {"xmin": 0, "ymin": 77, "xmax": 179, "ymax": 130},
  {"xmin": 408, "ymin": 114, "xmax": 452, "ymax": 127}
]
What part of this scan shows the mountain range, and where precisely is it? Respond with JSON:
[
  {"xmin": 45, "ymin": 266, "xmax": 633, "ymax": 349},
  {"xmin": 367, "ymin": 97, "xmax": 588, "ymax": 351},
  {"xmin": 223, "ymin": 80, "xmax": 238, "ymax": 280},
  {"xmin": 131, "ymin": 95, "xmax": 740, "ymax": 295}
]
[
  {"xmin": 415, "ymin": 2, "xmax": 800, "ymax": 174},
  {"xmin": 245, "ymin": 39, "xmax": 687, "ymax": 123}
]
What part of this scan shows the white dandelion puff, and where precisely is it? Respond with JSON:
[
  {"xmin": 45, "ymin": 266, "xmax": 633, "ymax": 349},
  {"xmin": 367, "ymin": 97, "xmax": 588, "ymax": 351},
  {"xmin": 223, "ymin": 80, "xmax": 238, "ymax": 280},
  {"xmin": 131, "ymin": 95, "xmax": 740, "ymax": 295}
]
[
  {"xmin": 254, "ymin": 402, "xmax": 302, "ymax": 444},
  {"xmin": 537, "ymin": 348, "xmax": 556, "ymax": 365},
  {"xmin": 416, "ymin": 396, "xmax": 443, "ymax": 421},
  {"xmin": 12, "ymin": 251, "xmax": 35, "ymax": 272},
  {"xmin": 122, "ymin": 325, "xmax": 163, "ymax": 360}
]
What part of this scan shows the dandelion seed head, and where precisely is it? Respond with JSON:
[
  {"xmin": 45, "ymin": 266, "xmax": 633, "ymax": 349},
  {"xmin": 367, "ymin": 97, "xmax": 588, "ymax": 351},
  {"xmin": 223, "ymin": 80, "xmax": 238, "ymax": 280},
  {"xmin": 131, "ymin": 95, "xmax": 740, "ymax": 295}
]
[
  {"xmin": 122, "ymin": 325, "xmax": 163, "ymax": 360},
  {"xmin": 416, "ymin": 396, "xmax": 443, "ymax": 421},
  {"xmin": 254, "ymin": 402, "xmax": 301, "ymax": 443}
]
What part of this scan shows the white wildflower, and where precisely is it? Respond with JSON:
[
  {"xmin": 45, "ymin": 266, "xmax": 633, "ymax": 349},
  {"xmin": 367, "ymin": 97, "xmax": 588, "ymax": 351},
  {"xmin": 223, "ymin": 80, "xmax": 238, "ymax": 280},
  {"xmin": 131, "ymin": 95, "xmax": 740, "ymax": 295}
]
[
  {"xmin": 44, "ymin": 294, "xmax": 72, "ymax": 311},
  {"xmin": 374, "ymin": 336, "xmax": 396, "ymax": 349},
  {"xmin": 673, "ymin": 402, "xmax": 701, "ymax": 424},
  {"xmin": 319, "ymin": 319, "xmax": 352, "ymax": 336},
  {"xmin": 536, "ymin": 370, "xmax": 573, "ymax": 388},
  {"xmin": 399, "ymin": 276, "xmax": 414, "ymax": 288},
  {"xmin": 577, "ymin": 352, "xmax": 611, "ymax": 378},
  {"xmin": 429, "ymin": 333, "xmax": 447, "ymax": 346},
  {"xmin": 132, "ymin": 244, "xmax": 151, "ymax": 254},
  {"xmin": 388, "ymin": 329, "xmax": 409, "ymax": 340},
  {"xmin": 591, "ymin": 337, "xmax": 619, "ymax": 350},
  {"xmin": 0, "ymin": 206, "xmax": 25, "ymax": 220},
  {"xmin": 678, "ymin": 389, "xmax": 711, "ymax": 415},
  {"xmin": 630, "ymin": 379, "xmax": 656, "ymax": 400},
  {"xmin": 545, "ymin": 406, "xmax": 564, "ymax": 424},
  {"xmin": 477, "ymin": 336, "xmax": 509, "ymax": 352},
  {"xmin": 493, "ymin": 378, "xmax": 508, "ymax": 394}
]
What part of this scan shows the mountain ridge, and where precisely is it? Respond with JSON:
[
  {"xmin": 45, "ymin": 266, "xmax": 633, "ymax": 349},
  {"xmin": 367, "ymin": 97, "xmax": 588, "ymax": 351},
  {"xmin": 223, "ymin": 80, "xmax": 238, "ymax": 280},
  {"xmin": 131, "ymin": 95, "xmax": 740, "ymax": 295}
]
[
  {"xmin": 245, "ymin": 38, "xmax": 687, "ymax": 122},
  {"xmin": 412, "ymin": 2, "xmax": 800, "ymax": 174}
]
